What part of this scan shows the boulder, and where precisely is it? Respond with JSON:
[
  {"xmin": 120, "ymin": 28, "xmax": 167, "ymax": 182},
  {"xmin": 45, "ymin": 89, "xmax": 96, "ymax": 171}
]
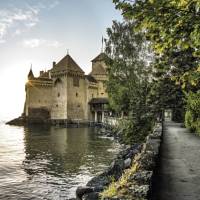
[
  {"xmin": 107, "ymin": 159, "xmax": 124, "ymax": 179},
  {"xmin": 86, "ymin": 173, "xmax": 110, "ymax": 189},
  {"xmin": 76, "ymin": 186, "xmax": 94, "ymax": 199},
  {"xmin": 124, "ymin": 158, "xmax": 132, "ymax": 169},
  {"xmin": 82, "ymin": 192, "xmax": 99, "ymax": 200},
  {"xmin": 145, "ymin": 137, "xmax": 161, "ymax": 155},
  {"xmin": 138, "ymin": 151, "xmax": 155, "ymax": 171},
  {"xmin": 129, "ymin": 184, "xmax": 149, "ymax": 198},
  {"xmin": 128, "ymin": 170, "xmax": 153, "ymax": 185}
]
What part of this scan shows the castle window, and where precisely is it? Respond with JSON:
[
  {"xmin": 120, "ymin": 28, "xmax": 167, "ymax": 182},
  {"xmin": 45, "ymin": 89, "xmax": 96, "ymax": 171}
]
[
  {"xmin": 56, "ymin": 104, "xmax": 58, "ymax": 107},
  {"xmin": 92, "ymin": 93, "xmax": 94, "ymax": 98},
  {"xmin": 58, "ymin": 92, "xmax": 60, "ymax": 97},
  {"xmin": 76, "ymin": 92, "xmax": 78, "ymax": 97},
  {"xmin": 73, "ymin": 77, "xmax": 79, "ymax": 87},
  {"xmin": 101, "ymin": 93, "xmax": 104, "ymax": 95}
]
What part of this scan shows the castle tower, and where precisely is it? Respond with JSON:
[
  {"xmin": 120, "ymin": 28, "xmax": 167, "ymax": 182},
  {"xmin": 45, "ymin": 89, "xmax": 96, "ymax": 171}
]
[
  {"xmin": 90, "ymin": 52, "xmax": 108, "ymax": 98},
  {"xmin": 87, "ymin": 53, "xmax": 109, "ymax": 122},
  {"xmin": 25, "ymin": 67, "xmax": 53, "ymax": 121},
  {"xmin": 50, "ymin": 53, "xmax": 87, "ymax": 121}
]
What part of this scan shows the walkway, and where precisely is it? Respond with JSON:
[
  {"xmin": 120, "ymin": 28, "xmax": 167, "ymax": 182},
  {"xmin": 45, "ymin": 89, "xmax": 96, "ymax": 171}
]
[{"xmin": 151, "ymin": 121, "xmax": 200, "ymax": 200}]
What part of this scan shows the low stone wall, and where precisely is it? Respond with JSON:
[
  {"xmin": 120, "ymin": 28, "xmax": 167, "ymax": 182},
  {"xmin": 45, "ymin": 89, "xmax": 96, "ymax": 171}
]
[{"xmin": 73, "ymin": 123, "xmax": 162, "ymax": 200}]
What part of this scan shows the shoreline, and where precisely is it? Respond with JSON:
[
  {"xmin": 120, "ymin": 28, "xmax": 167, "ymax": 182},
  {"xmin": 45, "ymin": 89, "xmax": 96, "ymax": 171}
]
[
  {"xmin": 73, "ymin": 123, "xmax": 162, "ymax": 200},
  {"xmin": 6, "ymin": 116, "xmax": 102, "ymax": 128}
]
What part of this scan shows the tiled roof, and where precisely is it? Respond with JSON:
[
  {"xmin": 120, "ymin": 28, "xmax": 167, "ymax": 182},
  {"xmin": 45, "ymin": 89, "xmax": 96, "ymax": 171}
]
[
  {"xmin": 89, "ymin": 98, "xmax": 108, "ymax": 104},
  {"xmin": 52, "ymin": 54, "xmax": 84, "ymax": 74},
  {"xmin": 91, "ymin": 52, "xmax": 107, "ymax": 62}
]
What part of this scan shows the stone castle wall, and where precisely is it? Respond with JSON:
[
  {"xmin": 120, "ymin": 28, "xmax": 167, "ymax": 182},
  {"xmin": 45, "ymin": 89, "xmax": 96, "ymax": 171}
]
[
  {"xmin": 67, "ymin": 76, "xmax": 87, "ymax": 120},
  {"xmin": 25, "ymin": 84, "xmax": 52, "ymax": 116},
  {"xmin": 51, "ymin": 76, "xmax": 68, "ymax": 120},
  {"xmin": 24, "ymin": 53, "xmax": 108, "ymax": 122}
]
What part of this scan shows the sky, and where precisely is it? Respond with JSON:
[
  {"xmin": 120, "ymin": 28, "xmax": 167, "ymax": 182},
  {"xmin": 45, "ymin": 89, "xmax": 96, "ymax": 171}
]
[{"xmin": 0, "ymin": 0, "xmax": 122, "ymax": 120}]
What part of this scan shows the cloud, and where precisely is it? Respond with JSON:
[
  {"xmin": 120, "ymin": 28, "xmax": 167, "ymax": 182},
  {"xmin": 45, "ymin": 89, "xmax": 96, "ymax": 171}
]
[
  {"xmin": 0, "ymin": 7, "xmax": 39, "ymax": 41},
  {"xmin": 0, "ymin": 0, "xmax": 60, "ymax": 43},
  {"xmin": 23, "ymin": 38, "xmax": 62, "ymax": 48},
  {"xmin": 47, "ymin": 40, "xmax": 62, "ymax": 48},
  {"xmin": 23, "ymin": 38, "xmax": 45, "ymax": 48},
  {"xmin": 35, "ymin": 0, "xmax": 60, "ymax": 10}
]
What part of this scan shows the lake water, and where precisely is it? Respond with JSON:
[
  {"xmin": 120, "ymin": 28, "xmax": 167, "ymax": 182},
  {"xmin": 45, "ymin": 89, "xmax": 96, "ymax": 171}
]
[{"xmin": 0, "ymin": 121, "xmax": 121, "ymax": 199}]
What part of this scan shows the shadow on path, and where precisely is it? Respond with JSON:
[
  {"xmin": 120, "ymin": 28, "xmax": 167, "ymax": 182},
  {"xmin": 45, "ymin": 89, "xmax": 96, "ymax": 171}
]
[{"xmin": 151, "ymin": 121, "xmax": 200, "ymax": 200}]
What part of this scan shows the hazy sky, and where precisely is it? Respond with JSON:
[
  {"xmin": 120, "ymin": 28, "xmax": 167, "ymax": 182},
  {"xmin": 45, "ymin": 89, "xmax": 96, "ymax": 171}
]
[{"xmin": 0, "ymin": 0, "xmax": 122, "ymax": 120}]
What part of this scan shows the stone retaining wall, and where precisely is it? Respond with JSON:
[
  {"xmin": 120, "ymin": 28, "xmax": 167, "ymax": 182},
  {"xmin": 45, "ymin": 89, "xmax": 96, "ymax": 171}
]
[{"xmin": 73, "ymin": 123, "xmax": 163, "ymax": 200}]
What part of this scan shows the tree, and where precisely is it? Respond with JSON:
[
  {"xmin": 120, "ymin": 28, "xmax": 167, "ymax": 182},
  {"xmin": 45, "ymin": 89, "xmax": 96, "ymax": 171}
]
[
  {"xmin": 105, "ymin": 20, "xmax": 154, "ymax": 143},
  {"xmin": 113, "ymin": 0, "xmax": 200, "ymax": 132}
]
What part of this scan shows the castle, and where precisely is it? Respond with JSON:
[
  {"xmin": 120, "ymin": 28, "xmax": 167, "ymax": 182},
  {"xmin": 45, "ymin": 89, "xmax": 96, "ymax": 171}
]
[{"xmin": 24, "ymin": 52, "xmax": 109, "ymax": 124}]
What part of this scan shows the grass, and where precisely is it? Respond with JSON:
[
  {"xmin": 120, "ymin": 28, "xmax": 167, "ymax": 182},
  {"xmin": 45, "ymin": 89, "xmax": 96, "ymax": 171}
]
[{"xmin": 100, "ymin": 162, "xmax": 139, "ymax": 199}]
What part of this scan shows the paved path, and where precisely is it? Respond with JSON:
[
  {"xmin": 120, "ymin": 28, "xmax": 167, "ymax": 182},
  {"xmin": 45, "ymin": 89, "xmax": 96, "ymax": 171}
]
[{"xmin": 151, "ymin": 121, "xmax": 200, "ymax": 200}]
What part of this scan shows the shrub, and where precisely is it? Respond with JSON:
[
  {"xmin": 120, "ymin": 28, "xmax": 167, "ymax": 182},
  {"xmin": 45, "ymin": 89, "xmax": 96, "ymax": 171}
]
[
  {"xmin": 119, "ymin": 114, "xmax": 155, "ymax": 144},
  {"xmin": 185, "ymin": 91, "xmax": 200, "ymax": 134}
]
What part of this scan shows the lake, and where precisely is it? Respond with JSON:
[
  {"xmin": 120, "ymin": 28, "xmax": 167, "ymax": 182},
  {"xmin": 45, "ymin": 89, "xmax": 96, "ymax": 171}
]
[{"xmin": 0, "ymin": 121, "xmax": 120, "ymax": 199}]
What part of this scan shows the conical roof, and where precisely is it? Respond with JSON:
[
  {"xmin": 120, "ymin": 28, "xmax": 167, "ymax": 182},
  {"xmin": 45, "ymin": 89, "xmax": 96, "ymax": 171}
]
[
  {"xmin": 91, "ymin": 52, "xmax": 108, "ymax": 62},
  {"xmin": 52, "ymin": 54, "xmax": 84, "ymax": 74},
  {"xmin": 28, "ymin": 68, "xmax": 34, "ymax": 80}
]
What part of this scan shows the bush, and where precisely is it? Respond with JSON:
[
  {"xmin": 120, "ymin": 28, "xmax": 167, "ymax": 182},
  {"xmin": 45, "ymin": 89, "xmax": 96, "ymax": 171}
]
[
  {"xmin": 185, "ymin": 91, "xmax": 200, "ymax": 134},
  {"xmin": 119, "ymin": 114, "xmax": 155, "ymax": 144}
]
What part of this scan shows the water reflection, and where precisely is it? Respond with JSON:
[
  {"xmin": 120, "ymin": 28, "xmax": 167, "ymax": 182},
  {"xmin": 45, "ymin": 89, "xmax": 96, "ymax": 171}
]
[{"xmin": 19, "ymin": 125, "xmax": 120, "ymax": 199}]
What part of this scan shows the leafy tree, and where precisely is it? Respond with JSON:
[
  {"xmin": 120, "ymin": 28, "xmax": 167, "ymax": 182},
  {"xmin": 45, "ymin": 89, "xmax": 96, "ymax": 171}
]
[
  {"xmin": 113, "ymin": 0, "xmax": 200, "ymax": 131},
  {"xmin": 105, "ymin": 20, "xmax": 154, "ymax": 143},
  {"xmin": 185, "ymin": 91, "xmax": 200, "ymax": 133}
]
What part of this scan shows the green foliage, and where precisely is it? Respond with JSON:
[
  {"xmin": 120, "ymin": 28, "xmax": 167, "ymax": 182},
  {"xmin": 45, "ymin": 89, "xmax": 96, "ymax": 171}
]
[
  {"xmin": 148, "ymin": 77, "xmax": 185, "ymax": 122},
  {"xmin": 119, "ymin": 114, "xmax": 155, "ymax": 144},
  {"xmin": 105, "ymin": 20, "xmax": 155, "ymax": 143},
  {"xmin": 101, "ymin": 162, "xmax": 138, "ymax": 199},
  {"xmin": 112, "ymin": 0, "xmax": 200, "ymax": 128},
  {"xmin": 185, "ymin": 91, "xmax": 200, "ymax": 134}
]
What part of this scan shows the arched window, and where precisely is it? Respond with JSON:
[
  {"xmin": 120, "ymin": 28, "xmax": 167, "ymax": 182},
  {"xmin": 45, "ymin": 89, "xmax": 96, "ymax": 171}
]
[
  {"xmin": 54, "ymin": 78, "xmax": 62, "ymax": 86},
  {"xmin": 58, "ymin": 92, "xmax": 60, "ymax": 97}
]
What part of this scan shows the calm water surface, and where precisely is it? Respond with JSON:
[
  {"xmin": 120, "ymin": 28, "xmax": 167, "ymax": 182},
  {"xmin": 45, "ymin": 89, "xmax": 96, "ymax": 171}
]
[{"xmin": 0, "ymin": 121, "xmax": 121, "ymax": 199}]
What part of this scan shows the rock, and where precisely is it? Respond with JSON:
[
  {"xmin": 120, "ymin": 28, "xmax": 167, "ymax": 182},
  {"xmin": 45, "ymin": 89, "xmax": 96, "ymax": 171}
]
[
  {"xmin": 149, "ymin": 133, "xmax": 161, "ymax": 139},
  {"xmin": 139, "ymin": 151, "xmax": 155, "ymax": 171},
  {"xmin": 100, "ymin": 128, "xmax": 106, "ymax": 133},
  {"xmin": 117, "ymin": 148, "xmax": 130, "ymax": 159},
  {"xmin": 76, "ymin": 186, "xmax": 94, "ymax": 199},
  {"xmin": 107, "ymin": 159, "xmax": 124, "ymax": 179},
  {"xmin": 6, "ymin": 116, "xmax": 26, "ymax": 126},
  {"xmin": 145, "ymin": 137, "xmax": 161, "ymax": 155},
  {"xmin": 82, "ymin": 192, "xmax": 99, "ymax": 200},
  {"xmin": 129, "ymin": 184, "xmax": 149, "ymax": 198},
  {"xmin": 87, "ymin": 173, "xmax": 110, "ymax": 189},
  {"xmin": 124, "ymin": 158, "xmax": 131, "ymax": 169},
  {"xmin": 128, "ymin": 170, "xmax": 153, "ymax": 185}
]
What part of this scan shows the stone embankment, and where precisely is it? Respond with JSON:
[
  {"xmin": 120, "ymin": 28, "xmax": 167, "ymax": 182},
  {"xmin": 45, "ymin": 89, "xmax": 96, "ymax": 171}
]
[
  {"xmin": 6, "ymin": 116, "xmax": 26, "ymax": 126},
  {"xmin": 73, "ymin": 123, "xmax": 162, "ymax": 200}
]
